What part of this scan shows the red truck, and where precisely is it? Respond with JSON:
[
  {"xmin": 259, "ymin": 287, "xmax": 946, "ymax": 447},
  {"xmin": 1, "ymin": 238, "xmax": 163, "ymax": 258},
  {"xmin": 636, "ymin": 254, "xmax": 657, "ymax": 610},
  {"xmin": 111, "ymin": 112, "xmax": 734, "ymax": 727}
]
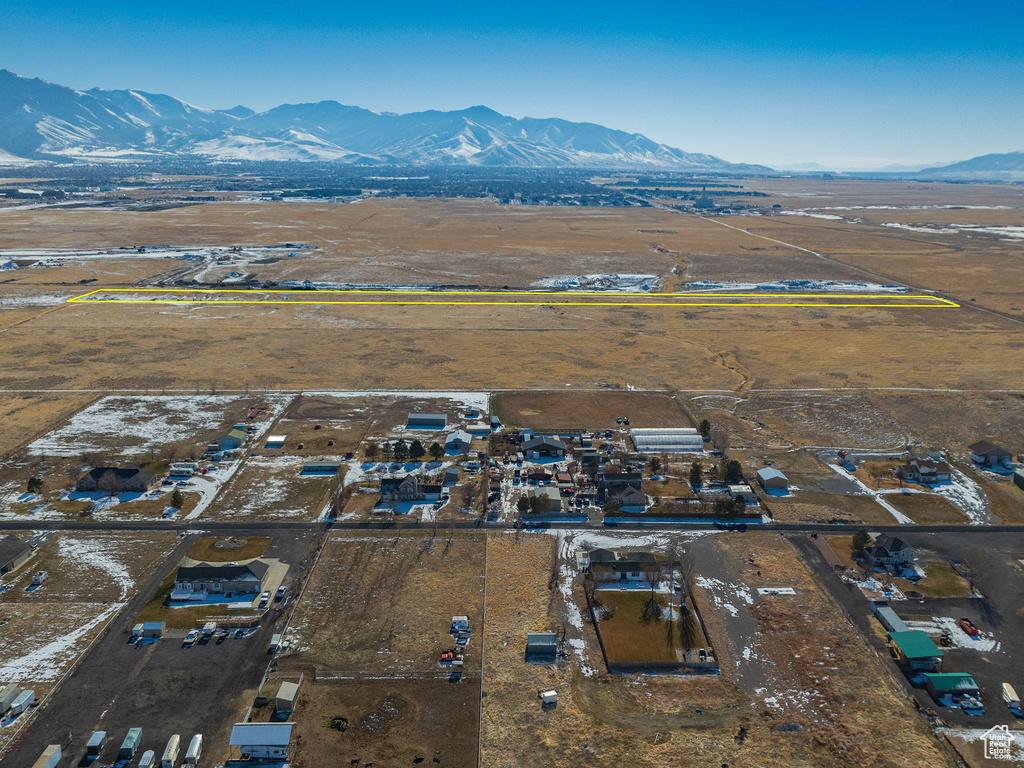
[{"xmin": 958, "ymin": 618, "xmax": 980, "ymax": 636}]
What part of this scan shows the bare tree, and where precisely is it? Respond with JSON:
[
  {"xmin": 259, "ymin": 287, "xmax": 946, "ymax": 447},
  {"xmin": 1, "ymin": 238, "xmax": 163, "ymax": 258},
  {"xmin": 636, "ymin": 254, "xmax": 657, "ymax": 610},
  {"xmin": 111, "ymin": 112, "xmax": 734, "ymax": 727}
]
[
  {"xmin": 96, "ymin": 470, "xmax": 121, "ymax": 497},
  {"xmin": 710, "ymin": 428, "xmax": 730, "ymax": 454}
]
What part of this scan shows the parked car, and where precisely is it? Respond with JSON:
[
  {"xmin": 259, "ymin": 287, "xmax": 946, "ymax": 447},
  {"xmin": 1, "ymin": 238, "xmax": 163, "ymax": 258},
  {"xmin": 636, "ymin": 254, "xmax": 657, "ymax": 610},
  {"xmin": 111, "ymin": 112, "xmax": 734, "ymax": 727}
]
[
  {"xmin": 183, "ymin": 630, "xmax": 199, "ymax": 646},
  {"xmin": 276, "ymin": 586, "xmax": 286, "ymax": 600}
]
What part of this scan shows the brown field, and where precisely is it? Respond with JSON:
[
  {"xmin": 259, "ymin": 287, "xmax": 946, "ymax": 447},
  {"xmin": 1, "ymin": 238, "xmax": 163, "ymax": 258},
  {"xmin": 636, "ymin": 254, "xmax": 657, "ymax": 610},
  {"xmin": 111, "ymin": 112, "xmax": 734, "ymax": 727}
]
[
  {"xmin": 493, "ymin": 390, "xmax": 693, "ymax": 430},
  {"xmin": 886, "ymin": 492, "xmax": 969, "ymax": 524},
  {"xmin": 593, "ymin": 591, "xmax": 679, "ymax": 664},
  {"xmin": 763, "ymin": 489, "xmax": 901, "ymax": 525},
  {"xmin": 974, "ymin": 475, "xmax": 1024, "ymax": 524},
  {"xmin": 205, "ymin": 455, "xmax": 335, "ymax": 520},
  {"xmin": 285, "ymin": 678, "xmax": 478, "ymax": 768},
  {"xmin": 187, "ymin": 536, "xmax": 272, "ymax": 562},
  {"xmin": 0, "ymin": 394, "xmax": 98, "ymax": 458},
  {"xmin": 283, "ymin": 532, "xmax": 485, "ymax": 675}
]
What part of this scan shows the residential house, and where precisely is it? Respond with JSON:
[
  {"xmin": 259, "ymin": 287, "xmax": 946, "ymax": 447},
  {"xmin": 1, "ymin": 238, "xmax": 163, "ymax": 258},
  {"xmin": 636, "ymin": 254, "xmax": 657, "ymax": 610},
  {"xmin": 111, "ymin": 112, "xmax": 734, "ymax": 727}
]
[
  {"xmin": 76, "ymin": 466, "xmax": 157, "ymax": 494},
  {"xmin": 607, "ymin": 485, "xmax": 646, "ymax": 512},
  {"xmin": 968, "ymin": 440, "xmax": 1012, "ymax": 468},
  {"xmin": 0, "ymin": 535, "xmax": 31, "ymax": 575},
  {"xmin": 170, "ymin": 560, "xmax": 269, "ymax": 602},
  {"xmin": 888, "ymin": 630, "xmax": 943, "ymax": 671},
  {"xmin": 756, "ymin": 467, "xmax": 789, "ymax": 490},
  {"xmin": 445, "ymin": 430, "xmax": 472, "ymax": 453},
  {"xmin": 215, "ymin": 428, "xmax": 247, "ymax": 450},
  {"xmin": 598, "ymin": 471, "xmax": 642, "ymax": 501},
  {"xmin": 904, "ymin": 452, "xmax": 952, "ymax": 484},
  {"xmin": 585, "ymin": 550, "xmax": 674, "ymax": 588},
  {"xmin": 380, "ymin": 476, "xmax": 443, "ymax": 504},
  {"xmin": 522, "ymin": 436, "xmax": 566, "ymax": 459},
  {"xmin": 527, "ymin": 486, "xmax": 563, "ymax": 512},
  {"xmin": 863, "ymin": 534, "xmax": 916, "ymax": 570}
]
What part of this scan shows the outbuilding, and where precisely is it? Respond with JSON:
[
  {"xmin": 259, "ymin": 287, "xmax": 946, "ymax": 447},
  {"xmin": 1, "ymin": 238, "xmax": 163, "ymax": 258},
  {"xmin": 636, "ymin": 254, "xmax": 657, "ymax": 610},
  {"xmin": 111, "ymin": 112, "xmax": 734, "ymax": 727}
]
[
  {"xmin": 9, "ymin": 689, "xmax": 34, "ymax": 716},
  {"xmin": 407, "ymin": 413, "xmax": 447, "ymax": 430},
  {"xmin": 888, "ymin": 630, "xmax": 943, "ymax": 671},
  {"xmin": 924, "ymin": 672, "xmax": 979, "ymax": 698},
  {"xmin": 120, "ymin": 728, "xmax": 143, "ymax": 759},
  {"xmin": 141, "ymin": 621, "xmax": 164, "ymax": 639},
  {"xmin": 301, "ymin": 460, "xmax": 342, "ymax": 475},
  {"xmin": 756, "ymin": 467, "xmax": 789, "ymax": 490},
  {"xmin": 445, "ymin": 430, "xmax": 473, "ymax": 453},
  {"xmin": 30, "ymin": 745, "xmax": 61, "ymax": 768},
  {"xmin": 522, "ymin": 436, "xmax": 566, "ymax": 459},
  {"xmin": 0, "ymin": 534, "xmax": 31, "ymax": 575},
  {"xmin": 86, "ymin": 731, "xmax": 108, "ymax": 758},
  {"xmin": 276, "ymin": 680, "xmax": 300, "ymax": 712},
  {"xmin": 630, "ymin": 428, "xmax": 704, "ymax": 453},
  {"xmin": 215, "ymin": 428, "xmax": 247, "ymax": 450},
  {"xmin": 0, "ymin": 684, "xmax": 21, "ymax": 714},
  {"xmin": 264, "ymin": 435, "xmax": 287, "ymax": 449},
  {"xmin": 525, "ymin": 632, "xmax": 558, "ymax": 661},
  {"xmin": 229, "ymin": 722, "xmax": 293, "ymax": 760},
  {"xmin": 968, "ymin": 440, "xmax": 1012, "ymax": 468}
]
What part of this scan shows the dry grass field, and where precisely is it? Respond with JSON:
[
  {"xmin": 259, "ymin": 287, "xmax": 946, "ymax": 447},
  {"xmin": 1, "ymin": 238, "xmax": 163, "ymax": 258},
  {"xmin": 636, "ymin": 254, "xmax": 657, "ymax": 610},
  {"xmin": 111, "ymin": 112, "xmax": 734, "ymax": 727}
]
[
  {"xmin": 276, "ymin": 531, "xmax": 485, "ymax": 767},
  {"xmin": 283, "ymin": 531, "xmax": 485, "ymax": 675},
  {"xmin": 0, "ymin": 394, "xmax": 98, "ymax": 458},
  {"xmin": 493, "ymin": 390, "xmax": 693, "ymax": 430}
]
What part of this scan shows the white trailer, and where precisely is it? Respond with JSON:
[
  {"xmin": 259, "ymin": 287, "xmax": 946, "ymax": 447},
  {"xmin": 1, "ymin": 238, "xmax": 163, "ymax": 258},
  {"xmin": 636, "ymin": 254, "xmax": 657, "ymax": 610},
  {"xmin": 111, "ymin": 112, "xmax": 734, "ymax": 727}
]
[
  {"xmin": 184, "ymin": 733, "xmax": 203, "ymax": 766},
  {"xmin": 9, "ymin": 689, "xmax": 34, "ymax": 715},
  {"xmin": 1004, "ymin": 682, "xmax": 1022, "ymax": 715},
  {"xmin": 161, "ymin": 734, "xmax": 181, "ymax": 768},
  {"xmin": 0, "ymin": 683, "xmax": 20, "ymax": 713},
  {"xmin": 138, "ymin": 749, "xmax": 156, "ymax": 768},
  {"xmin": 30, "ymin": 745, "xmax": 61, "ymax": 768}
]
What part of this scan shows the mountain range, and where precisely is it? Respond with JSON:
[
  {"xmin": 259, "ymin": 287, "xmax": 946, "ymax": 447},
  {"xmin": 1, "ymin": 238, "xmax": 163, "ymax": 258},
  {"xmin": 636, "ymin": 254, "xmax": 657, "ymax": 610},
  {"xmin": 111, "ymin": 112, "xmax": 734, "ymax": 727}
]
[{"xmin": 0, "ymin": 69, "xmax": 768, "ymax": 171}]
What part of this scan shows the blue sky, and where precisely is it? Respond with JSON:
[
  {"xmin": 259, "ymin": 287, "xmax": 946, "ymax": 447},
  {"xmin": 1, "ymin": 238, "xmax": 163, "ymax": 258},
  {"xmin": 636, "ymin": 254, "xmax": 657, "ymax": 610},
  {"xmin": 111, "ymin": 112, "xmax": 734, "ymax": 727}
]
[{"xmin": 3, "ymin": 0, "xmax": 1022, "ymax": 168}]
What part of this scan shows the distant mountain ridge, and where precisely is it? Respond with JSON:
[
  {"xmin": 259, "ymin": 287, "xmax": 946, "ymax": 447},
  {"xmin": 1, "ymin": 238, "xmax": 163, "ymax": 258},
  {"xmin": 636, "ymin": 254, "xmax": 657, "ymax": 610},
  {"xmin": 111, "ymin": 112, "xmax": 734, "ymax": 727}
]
[
  {"xmin": 919, "ymin": 151, "xmax": 1024, "ymax": 179},
  {"xmin": 0, "ymin": 69, "xmax": 769, "ymax": 171}
]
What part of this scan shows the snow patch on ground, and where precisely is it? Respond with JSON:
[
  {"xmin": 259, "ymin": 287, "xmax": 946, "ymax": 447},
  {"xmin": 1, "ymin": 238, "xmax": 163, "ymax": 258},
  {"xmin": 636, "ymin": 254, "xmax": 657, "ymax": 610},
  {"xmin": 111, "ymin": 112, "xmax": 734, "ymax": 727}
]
[
  {"xmin": 530, "ymin": 273, "xmax": 659, "ymax": 292},
  {"xmin": 682, "ymin": 279, "xmax": 908, "ymax": 293}
]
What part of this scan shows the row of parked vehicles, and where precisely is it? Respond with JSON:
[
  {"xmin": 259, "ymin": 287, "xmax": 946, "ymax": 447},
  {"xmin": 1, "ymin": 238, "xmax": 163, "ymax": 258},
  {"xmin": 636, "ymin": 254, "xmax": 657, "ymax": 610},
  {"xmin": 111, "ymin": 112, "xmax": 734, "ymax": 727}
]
[{"xmin": 74, "ymin": 729, "xmax": 202, "ymax": 768}]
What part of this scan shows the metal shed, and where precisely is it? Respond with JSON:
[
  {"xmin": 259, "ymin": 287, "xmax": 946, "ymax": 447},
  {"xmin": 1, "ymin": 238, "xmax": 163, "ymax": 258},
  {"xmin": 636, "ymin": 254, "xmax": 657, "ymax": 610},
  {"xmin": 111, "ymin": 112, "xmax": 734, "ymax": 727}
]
[
  {"xmin": 630, "ymin": 428, "xmax": 704, "ymax": 453},
  {"xmin": 525, "ymin": 632, "xmax": 558, "ymax": 661},
  {"xmin": 276, "ymin": 680, "xmax": 300, "ymax": 712}
]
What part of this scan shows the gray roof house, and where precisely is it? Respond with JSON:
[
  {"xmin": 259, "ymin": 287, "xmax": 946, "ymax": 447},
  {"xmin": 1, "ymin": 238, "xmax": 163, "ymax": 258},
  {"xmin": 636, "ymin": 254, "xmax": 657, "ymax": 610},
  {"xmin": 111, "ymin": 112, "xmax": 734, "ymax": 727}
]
[
  {"xmin": 522, "ymin": 436, "xmax": 566, "ymax": 458},
  {"xmin": 171, "ymin": 560, "xmax": 269, "ymax": 601},
  {"xmin": 0, "ymin": 535, "xmax": 31, "ymax": 575},
  {"xmin": 76, "ymin": 466, "xmax": 157, "ymax": 494},
  {"xmin": 864, "ymin": 535, "xmax": 916, "ymax": 569}
]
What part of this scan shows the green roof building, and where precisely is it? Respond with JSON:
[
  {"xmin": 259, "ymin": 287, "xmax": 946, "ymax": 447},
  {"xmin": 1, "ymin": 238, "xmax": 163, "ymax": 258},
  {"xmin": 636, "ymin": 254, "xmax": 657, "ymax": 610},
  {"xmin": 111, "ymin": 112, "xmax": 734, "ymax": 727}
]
[
  {"xmin": 887, "ymin": 630, "xmax": 943, "ymax": 670},
  {"xmin": 923, "ymin": 672, "xmax": 979, "ymax": 697}
]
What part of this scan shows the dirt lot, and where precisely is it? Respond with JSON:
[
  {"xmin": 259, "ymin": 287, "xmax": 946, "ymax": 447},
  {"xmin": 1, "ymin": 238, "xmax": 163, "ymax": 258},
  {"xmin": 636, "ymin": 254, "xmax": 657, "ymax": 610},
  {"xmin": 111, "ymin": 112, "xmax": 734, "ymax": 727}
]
[
  {"xmin": 0, "ymin": 531, "xmax": 318, "ymax": 768},
  {"xmin": 493, "ymin": 390, "xmax": 694, "ymax": 431},
  {"xmin": 285, "ymin": 678, "xmax": 478, "ymax": 768},
  {"xmin": 0, "ymin": 531, "xmax": 177, "ymax": 704}
]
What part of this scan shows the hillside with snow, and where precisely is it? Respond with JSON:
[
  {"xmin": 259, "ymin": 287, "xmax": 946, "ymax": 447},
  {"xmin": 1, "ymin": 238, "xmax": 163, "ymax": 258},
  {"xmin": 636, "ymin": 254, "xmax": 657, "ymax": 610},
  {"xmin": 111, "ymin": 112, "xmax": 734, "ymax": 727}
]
[{"xmin": 0, "ymin": 69, "xmax": 770, "ymax": 171}]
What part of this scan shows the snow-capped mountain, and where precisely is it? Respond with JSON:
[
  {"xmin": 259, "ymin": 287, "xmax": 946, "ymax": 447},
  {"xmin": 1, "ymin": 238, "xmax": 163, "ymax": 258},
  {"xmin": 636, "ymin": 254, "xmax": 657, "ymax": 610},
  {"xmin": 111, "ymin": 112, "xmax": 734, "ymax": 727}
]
[{"xmin": 0, "ymin": 70, "xmax": 769, "ymax": 170}]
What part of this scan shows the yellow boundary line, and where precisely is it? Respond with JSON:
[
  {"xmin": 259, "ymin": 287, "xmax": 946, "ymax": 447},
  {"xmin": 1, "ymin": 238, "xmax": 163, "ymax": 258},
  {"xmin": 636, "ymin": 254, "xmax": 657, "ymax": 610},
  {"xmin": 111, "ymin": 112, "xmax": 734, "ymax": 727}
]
[{"xmin": 67, "ymin": 287, "xmax": 960, "ymax": 309}]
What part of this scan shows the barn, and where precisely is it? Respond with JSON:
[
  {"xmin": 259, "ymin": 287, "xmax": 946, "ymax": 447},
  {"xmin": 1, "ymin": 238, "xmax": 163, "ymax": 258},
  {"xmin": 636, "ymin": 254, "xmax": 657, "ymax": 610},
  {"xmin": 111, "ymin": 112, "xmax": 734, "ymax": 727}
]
[{"xmin": 407, "ymin": 413, "xmax": 448, "ymax": 430}]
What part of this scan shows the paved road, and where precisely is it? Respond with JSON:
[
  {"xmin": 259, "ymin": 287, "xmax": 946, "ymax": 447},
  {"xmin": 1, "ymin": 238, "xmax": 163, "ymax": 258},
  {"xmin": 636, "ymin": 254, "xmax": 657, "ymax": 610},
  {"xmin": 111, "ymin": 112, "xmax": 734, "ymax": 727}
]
[{"xmin": 4, "ymin": 519, "xmax": 1024, "ymax": 534}]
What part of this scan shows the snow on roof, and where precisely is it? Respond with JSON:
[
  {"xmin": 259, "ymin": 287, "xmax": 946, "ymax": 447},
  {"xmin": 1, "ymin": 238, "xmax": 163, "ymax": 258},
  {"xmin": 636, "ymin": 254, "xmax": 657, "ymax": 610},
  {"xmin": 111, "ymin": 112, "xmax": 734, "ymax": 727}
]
[{"xmin": 229, "ymin": 722, "xmax": 293, "ymax": 747}]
